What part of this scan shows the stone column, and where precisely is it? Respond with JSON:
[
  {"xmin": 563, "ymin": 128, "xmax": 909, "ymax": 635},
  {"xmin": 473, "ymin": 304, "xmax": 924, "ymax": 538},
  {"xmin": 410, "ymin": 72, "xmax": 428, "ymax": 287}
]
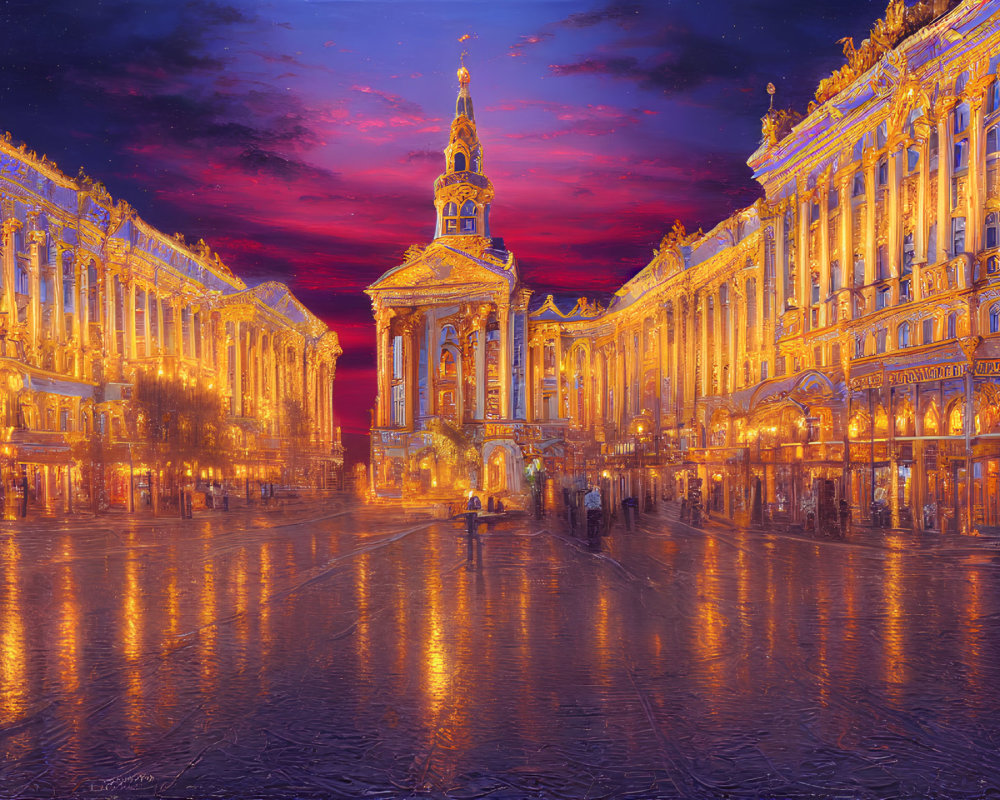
[
  {"xmin": 126, "ymin": 278, "xmax": 137, "ymax": 360},
  {"xmin": 774, "ymin": 207, "xmax": 787, "ymax": 312},
  {"xmin": 28, "ymin": 230, "xmax": 44, "ymax": 347},
  {"xmin": 864, "ymin": 151, "xmax": 878, "ymax": 286},
  {"xmin": 888, "ymin": 144, "xmax": 904, "ymax": 287},
  {"xmin": 968, "ymin": 91, "xmax": 986, "ymax": 255},
  {"xmin": 233, "ymin": 319, "xmax": 244, "ymax": 418},
  {"xmin": 475, "ymin": 312, "xmax": 486, "ymax": 420},
  {"xmin": 377, "ymin": 315, "xmax": 390, "ymax": 427},
  {"xmin": 914, "ymin": 132, "xmax": 930, "ymax": 299},
  {"xmin": 936, "ymin": 100, "xmax": 955, "ymax": 264},
  {"xmin": 498, "ymin": 304, "xmax": 510, "ymax": 419},
  {"xmin": 819, "ymin": 176, "xmax": 831, "ymax": 327}
]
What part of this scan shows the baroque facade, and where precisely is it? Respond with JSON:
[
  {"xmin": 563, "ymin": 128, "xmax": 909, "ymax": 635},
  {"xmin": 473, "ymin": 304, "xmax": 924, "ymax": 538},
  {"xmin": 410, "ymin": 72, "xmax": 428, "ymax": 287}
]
[
  {"xmin": 369, "ymin": 0, "xmax": 1000, "ymax": 534},
  {"xmin": 0, "ymin": 134, "xmax": 342, "ymax": 515}
]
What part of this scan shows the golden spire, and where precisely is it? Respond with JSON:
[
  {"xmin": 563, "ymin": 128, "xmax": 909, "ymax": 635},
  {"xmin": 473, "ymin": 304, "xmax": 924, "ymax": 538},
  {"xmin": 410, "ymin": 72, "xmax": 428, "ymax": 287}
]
[{"xmin": 458, "ymin": 51, "xmax": 470, "ymax": 86}]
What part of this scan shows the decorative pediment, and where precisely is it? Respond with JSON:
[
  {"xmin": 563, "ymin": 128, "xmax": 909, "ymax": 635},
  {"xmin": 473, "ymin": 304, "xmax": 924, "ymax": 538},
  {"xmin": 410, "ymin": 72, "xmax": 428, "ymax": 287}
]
[{"xmin": 369, "ymin": 240, "xmax": 512, "ymax": 293}]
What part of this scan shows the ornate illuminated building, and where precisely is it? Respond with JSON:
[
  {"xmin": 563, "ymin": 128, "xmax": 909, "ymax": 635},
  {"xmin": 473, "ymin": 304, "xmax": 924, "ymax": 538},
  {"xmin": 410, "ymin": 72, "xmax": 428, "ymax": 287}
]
[
  {"xmin": 0, "ymin": 135, "xmax": 342, "ymax": 515},
  {"xmin": 372, "ymin": 0, "xmax": 1000, "ymax": 534}
]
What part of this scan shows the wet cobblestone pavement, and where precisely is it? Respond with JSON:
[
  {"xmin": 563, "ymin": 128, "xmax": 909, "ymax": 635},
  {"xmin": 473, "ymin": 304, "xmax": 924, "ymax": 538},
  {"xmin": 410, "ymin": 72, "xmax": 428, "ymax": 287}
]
[{"xmin": 1, "ymin": 498, "xmax": 999, "ymax": 798}]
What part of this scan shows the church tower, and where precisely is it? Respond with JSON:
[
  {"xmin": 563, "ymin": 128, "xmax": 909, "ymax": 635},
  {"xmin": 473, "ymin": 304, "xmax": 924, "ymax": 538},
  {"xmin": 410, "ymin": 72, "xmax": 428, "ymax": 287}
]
[{"xmin": 433, "ymin": 62, "xmax": 494, "ymax": 239}]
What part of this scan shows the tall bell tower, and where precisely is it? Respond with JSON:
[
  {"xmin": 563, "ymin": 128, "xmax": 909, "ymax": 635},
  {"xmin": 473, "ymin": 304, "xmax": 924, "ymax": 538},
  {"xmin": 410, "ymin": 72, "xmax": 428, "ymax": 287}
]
[{"xmin": 433, "ymin": 61, "xmax": 494, "ymax": 239}]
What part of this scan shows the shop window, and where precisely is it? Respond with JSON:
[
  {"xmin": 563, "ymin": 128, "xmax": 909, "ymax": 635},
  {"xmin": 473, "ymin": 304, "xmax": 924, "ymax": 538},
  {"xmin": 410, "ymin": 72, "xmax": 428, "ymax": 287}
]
[
  {"xmin": 991, "ymin": 303, "xmax": 1000, "ymax": 334},
  {"xmin": 986, "ymin": 212, "xmax": 999, "ymax": 250},
  {"xmin": 922, "ymin": 317, "xmax": 934, "ymax": 344},
  {"xmin": 898, "ymin": 321, "xmax": 911, "ymax": 348}
]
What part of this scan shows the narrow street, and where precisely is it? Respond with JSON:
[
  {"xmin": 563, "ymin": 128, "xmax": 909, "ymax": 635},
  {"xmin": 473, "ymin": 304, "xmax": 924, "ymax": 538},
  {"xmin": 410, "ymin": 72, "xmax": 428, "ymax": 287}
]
[{"xmin": 0, "ymin": 499, "xmax": 998, "ymax": 798}]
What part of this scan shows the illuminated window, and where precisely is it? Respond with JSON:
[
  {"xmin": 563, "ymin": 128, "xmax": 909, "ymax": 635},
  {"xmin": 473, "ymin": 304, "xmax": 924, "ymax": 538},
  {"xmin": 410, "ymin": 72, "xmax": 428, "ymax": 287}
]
[
  {"xmin": 991, "ymin": 303, "xmax": 1000, "ymax": 334},
  {"xmin": 949, "ymin": 404, "xmax": 963, "ymax": 436}
]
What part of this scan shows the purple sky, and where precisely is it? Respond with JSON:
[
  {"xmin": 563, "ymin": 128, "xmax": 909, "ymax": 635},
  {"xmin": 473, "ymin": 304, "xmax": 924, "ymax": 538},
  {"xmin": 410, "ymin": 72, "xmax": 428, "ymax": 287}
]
[{"xmin": 0, "ymin": 0, "xmax": 887, "ymax": 462}]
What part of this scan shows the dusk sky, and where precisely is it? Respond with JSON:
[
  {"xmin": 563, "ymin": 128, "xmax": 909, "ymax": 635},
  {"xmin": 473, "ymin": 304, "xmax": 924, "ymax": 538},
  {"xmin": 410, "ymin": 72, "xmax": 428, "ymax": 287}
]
[{"xmin": 1, "ymin": 0, "xmax": 887, "ymax": 462}]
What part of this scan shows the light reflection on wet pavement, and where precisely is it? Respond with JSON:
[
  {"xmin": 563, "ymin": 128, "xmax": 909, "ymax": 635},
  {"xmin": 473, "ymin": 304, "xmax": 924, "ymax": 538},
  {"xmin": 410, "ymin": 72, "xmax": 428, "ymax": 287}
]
[{"xmin": 1, "ymin": 500, "xmax": 999, "ymax": 798}]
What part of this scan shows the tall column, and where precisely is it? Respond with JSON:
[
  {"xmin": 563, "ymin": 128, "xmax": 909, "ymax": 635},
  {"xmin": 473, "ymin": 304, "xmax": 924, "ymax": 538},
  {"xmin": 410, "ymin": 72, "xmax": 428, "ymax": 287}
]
[
  {"xmin": 699, "ymin": 294, "xmax": 710, "ymax": 398},
  {"xmin": 233, "ymin": 320, "xmax": 244, "ymax": 418},
  {"xmin": 797, "ymin": 193, "xmax": 811, "ymax": 313},
  {"xmin": 475, "ymin": 313, "xmax": 486, "ymax": 420},
  {"xmin": 819, "ymin": 176, "xmax": 832, "ymax": 327},
  {"xmin": 377, "ymin": 316, "xmax": 390, "ymax": 427},
  {"xmin": 936, "ymin": 100, "xmax": 955, "ymax": 264},
  {"xmin": 555, "ymin": 330, "xmax": 564, "ymax": 419},
  {"xmin": 864, "ymin": 152, "xmax": 878, "ymax": 286},
  {"xmin": 126, "ymin": 279, "xmax": 137, "ymax": 360},
  {"xmin": 968, "ymin": 90, "xmax": 987, "ymax": 255},
  {"xmin": 498, "ymin": 304, "xmax": 510, "ymax": 419},
  {"xmin": 774, "ymin": 208, "xmax": 787, "ymax": 313},
  {"xmin": 1, "ymin": 220, "xmax": 18, "ymax": 321},
  {"xmin": 914, "ymin": 133, "xmax": 930, "ymax": 299},
  {"xmin": 54, "ymin": 247, "xmax": 66, "ymax": 343},
  {"xmin": 838, "ymin": 171, "xmax": 853, "ymax": 291},
  {"xmin": 888, "ymin": 144, "xmax": 904, "ymax": 284},
  {"xmin": 28, "ymin": 230, "xmax": 43, "ymax": 347}
]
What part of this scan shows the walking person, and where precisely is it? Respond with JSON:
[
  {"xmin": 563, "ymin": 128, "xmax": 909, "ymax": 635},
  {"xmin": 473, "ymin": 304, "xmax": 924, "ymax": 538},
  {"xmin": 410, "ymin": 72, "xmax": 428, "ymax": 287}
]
[
  {"xmin": 585, "ymin": 485, "xmax": 602, "ymax": 551},
  {"xmin": 465, "ymin": 490, "xmax": 481, "ymax": 568}
]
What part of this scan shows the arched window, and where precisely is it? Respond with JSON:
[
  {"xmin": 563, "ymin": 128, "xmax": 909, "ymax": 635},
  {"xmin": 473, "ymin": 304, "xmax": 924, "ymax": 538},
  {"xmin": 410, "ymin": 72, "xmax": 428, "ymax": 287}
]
[
  {"xmin": 898, "ymin": 321, "xmax": 910, "ymax": 348},
  {"xmin": 948, "ymin": 403, "xmax": 963, "ymax": 436},
  {"xmin": 986, "ymin": 212, "xmax": 998, "ymax": 250},
  {"xmin": 453, "ymin": 152, "xmax": 466, "ymax": 172},
  {"xmin": 991, "ymin": 303, "xmax": 1000, "ymax": 334},
  {"xmin": 459, "ymin": 200, "xmax": 477, "ymax": 234},
  {"xmin": 442, "ymin": 202, "xmax": 458, "ymax": 234}
]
